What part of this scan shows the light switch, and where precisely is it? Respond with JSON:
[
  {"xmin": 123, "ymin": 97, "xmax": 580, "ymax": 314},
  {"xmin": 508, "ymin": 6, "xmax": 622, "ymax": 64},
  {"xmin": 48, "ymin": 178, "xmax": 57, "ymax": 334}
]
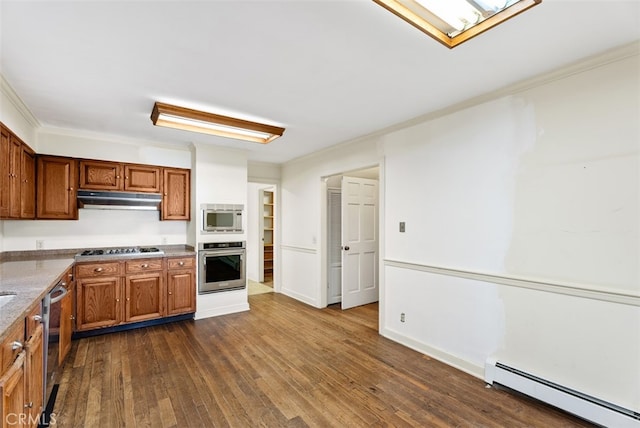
[{"xmin": 399, "ymin": 222, "xmax": 405, "ymax": 233}]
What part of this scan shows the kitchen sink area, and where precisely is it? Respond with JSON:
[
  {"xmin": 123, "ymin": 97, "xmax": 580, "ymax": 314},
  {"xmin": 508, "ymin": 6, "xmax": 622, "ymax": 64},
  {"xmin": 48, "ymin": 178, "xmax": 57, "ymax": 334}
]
[{"xmin": 0, "ymin": 291, "xmax": 16, "ymax": 308}]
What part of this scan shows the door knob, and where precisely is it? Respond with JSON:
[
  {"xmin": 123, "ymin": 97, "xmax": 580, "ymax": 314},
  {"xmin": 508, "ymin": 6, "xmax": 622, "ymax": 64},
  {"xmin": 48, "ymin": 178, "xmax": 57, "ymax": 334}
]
[{"xmin": 343, "ymin": 246, "xmax": 350, "ymax": 251}]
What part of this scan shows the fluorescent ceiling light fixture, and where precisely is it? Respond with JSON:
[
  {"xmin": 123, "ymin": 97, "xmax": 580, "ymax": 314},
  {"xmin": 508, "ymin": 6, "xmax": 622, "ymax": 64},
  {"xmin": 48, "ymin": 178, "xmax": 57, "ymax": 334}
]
[
  {"xmin": 151, "ymin": 102, "xmax": 285, "ymax": 144},
  {"xmin": 373, "ymin": 0, "xmax": 541, "ymax": 48}
]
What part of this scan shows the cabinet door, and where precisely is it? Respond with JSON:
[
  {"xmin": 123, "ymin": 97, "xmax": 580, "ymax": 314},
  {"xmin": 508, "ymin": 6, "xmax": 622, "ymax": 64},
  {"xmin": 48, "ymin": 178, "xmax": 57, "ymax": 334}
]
[
  {"xmin": 79, "ymin": 160, "xmax": 122, "ymax": 190},
  {"xmin": 124, "ymin": 164, "xmax": 161, "ymax": 193},
  {"xmin": 59, "ymin": 291, "xmax": 73, "ymax": 365},
  {"xmin": 8, "ymin": 135, "xmax": 21, "ymax": 218},
  {"xmin": 37, "ymin": 156, "xmax": 78, "ymax": 220},
  {"xmin": 0, "ymin": 352, "xmax": 25, "ymax": 428},
  {"xmin": 26, "ymin": 324, "xmax": 44, "ymax": 427},
  {"xmin": 162, "ymin": 168, "xmax": 190, "ymax": 220},
  {"xmin": 20, "ymin": 146, "xmax": 36, "ymax": 219},
  {"xmin": 77, "ymin": 277, "xmax": 122, "ymax": 331},
  {"xmin": 125, "ymin": 272, "xmax": 164, "ymax": 322},
  {"xmin": 167, "ymin": 269, "xmax": 195, "ymax": 316},
  {"xmin": 0, "ymin": 125, "xmax": 10, "ymax": 218}
]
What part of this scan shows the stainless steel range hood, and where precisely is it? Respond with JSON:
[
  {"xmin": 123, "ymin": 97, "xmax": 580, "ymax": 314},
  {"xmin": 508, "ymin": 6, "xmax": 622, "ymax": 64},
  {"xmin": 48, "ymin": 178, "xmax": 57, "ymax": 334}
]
[{"xmin": 77, "ymin": 190, "xmax": 162, "ymax": 210}]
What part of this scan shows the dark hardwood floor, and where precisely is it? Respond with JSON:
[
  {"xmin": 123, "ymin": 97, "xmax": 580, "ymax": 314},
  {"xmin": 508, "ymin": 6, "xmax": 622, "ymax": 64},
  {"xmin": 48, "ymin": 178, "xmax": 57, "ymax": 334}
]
[{"xmin": 53, "ymin": 293, "xmax": 593, "ymax": 427}]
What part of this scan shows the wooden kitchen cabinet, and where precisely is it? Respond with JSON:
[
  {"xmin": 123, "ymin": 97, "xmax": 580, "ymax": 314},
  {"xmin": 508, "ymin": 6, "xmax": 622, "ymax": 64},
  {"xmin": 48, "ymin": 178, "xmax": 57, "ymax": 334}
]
[
  {"xmin": 125, "ymin": 258, "xmax": 165, "ymax": 322},
  {"xmin": 0, "ymin": 309, "xmax": 42, "ymax": 428},
  {"xmin": 20, "ymin": 145, "xmax": 36, "ymax": 219},
  {"xmin": 79, "ymin": 159, "xmax": 161, "ymax": 193},
  {"xmin": 75, "ymin": 255, "xmax": 195, "ymax": 333},
  {"xmin": 0, "ymin": 352, "xmax": 25, "ymax": 428},
  {"xmin": 79, "ymin": 159, "xmax": 122, "ymax": 191},
  {"xmin": 162, "ymin": 168, "xmax": 190, "ymax": 220},
  {"xmin": 25, "ymin": 324, "xmax": 44, "ymax": 427},
  {"xmin": 166, "ymin": 256, "xmax": 196, "ymax": 315},
  {"xmin": 58, "ymin": 268, "xmax": 75, "ymax": 365},
  {"xmin": 0, "ymin": 123, "xmax": 36, "ymax": 219},
  {"xmin": 37, "ymin": 155, "xmax": 78, "ymax": 220},
  {"xmin": 124, "ymin": 164, "xmax": 161, "ymax": 193},
  {"xmin": 0, "ymin": 124, "xmax": 10, "ymax": 217},
  {"xmin": 76, "ymin": 261, "xmax": 123, "ymax": 331}
]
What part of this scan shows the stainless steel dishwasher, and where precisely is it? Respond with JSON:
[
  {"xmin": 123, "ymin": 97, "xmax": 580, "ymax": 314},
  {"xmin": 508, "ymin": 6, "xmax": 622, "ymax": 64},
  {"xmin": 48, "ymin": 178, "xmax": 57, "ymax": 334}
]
[{"xmin": 42, "ymin": 280, "xmax": 69, "ymax": 411}]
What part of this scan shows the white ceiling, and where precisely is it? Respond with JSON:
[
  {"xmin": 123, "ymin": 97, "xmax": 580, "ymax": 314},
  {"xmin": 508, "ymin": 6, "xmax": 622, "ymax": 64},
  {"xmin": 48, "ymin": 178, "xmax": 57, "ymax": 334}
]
[{"xmin": 1, "ymin": 0, "xmax": 639, "ymax": 164}]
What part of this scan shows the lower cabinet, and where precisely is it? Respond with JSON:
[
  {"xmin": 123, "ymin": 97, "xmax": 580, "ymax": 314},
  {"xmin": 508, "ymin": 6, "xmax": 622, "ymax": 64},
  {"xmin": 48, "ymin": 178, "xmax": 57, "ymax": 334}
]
[
  {"xmin": 75, "ymin": 255, "xmax": 195, "ymax": 332},
  {"xmin": 0, "ymin": 353, "xmax": 25, "ymax": 428},
  {"xmin": 25, "ymin": 324, "xmax": 44, "ymax": 427},
  {"xmin": 167, "ymin": 262, "xmax": 196, "ymax": 315},
  {"xmin": 76, "ymin": 276, "xmax": 122, "ymax": 331},
  {"xmin": 0, "ymin": 304, "xmax": 44, "ymax": 428}
]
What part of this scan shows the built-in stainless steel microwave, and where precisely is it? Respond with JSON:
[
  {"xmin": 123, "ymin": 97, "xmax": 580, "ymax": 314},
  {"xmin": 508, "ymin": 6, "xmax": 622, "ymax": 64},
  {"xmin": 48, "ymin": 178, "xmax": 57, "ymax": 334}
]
[{"xmin": 201, "ymin": 204, "xmax": 243, "ymax": 233}]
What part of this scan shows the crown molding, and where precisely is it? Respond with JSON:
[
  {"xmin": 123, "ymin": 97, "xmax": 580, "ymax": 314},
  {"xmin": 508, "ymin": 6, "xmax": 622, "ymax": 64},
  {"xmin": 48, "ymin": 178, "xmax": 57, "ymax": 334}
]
[{"xmin": 0, "ymin": 74, "xmax": 40, "ymax": 129}]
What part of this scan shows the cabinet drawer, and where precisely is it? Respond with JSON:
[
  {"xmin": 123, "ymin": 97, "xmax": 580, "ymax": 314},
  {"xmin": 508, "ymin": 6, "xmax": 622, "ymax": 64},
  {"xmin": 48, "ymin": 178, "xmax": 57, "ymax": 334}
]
[
  {"xmin": 167, "ymin": 257, "xmax": 195, "ymax": 270},
  {"xmin": 76, "ymin": 261, "xmax": 122, "ymax": 278},
  {"xmin": 125, "ymin": 258, "xmax": 163, "ymax": 273},
  {"xmin": 1, "ymin": 321, "xmax": 25, "ymax": 373},
  {"xmin": 25, "ymin": 305, "xmax": 42, "ymax": 340}
]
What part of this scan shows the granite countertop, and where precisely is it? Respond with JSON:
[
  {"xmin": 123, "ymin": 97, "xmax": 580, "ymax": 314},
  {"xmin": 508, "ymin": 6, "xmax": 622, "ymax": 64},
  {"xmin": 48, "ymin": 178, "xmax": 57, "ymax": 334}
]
[
  {"xmin": 0, "ymin": 245, "xmax": 195, "ymax": 343},
  {"xmin": 0, "ymin": 257, "xmax": 75, "ymax": 343}
]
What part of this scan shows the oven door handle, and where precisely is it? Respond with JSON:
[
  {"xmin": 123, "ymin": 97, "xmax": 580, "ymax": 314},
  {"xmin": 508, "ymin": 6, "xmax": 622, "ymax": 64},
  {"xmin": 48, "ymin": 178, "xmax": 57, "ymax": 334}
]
[{"xmin": 49, "ymin": 284, "xmax": 69, "ymax": 304}]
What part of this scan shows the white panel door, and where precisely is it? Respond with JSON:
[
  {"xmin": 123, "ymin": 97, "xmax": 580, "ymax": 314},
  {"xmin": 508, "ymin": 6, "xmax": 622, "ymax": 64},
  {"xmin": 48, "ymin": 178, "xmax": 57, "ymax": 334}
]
[
  {"xmin": 328, "ymin": 189, "xmax": 342, "ymax": 304},
  {"xmin": 341, "ymin": 176, "xmax": 378, "ymax": 309}
]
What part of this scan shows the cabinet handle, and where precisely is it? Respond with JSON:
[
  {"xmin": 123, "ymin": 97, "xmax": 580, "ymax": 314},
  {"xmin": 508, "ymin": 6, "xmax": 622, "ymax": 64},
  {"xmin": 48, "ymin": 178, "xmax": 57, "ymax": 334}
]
[
  {"xmin": 164, "ymin": 193, "xmax": 167, "ymax": 196},
  {"xmin": 33, "ymin": 315, "xmax": 42, "ymax": 322},
  {"xmin": 69, "ymin": 187, "xmax": 74, "ymax": 191},
  {"xmin": 94, "ymin": 267, "xmax": 104, "ymax": 273},
  {"xmin": 125, "ymin": 176, "xmax": 129, "ymax": 180},
  {"xmin": 24, "ymin": 402, "xmax": 33, "ymax": 409},
  {"xmin": 116, "ymin": 298, "xmax": 120, "ymax": 302},
  {"xmin": 178, "ymin": 261, "xmax": 184, "ymax": 266},
  {"xmin": 141, "ymin": 263, "xmax": 149, "ymax": 268},
  {"xmin": 116, "ymin": 175, "xmax": 121, "ymax": 179},
  {"xmin": 168, "ymin": 291, "xmax": 172, "ymax": 295},
  {"xmin": 11, "ymin": 341, "xmax": 23, "ymax": 351},
  {"xmin": 126, "ymin": 297, "xmax": 130, "ymax": 301},
  {"xmin": 70, "ymin": 315, "xmax": 76, "ymax": 320}
]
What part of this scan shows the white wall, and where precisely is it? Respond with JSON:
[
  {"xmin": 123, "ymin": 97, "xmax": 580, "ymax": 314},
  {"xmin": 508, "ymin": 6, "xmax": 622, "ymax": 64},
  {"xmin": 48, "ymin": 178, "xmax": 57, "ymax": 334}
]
[
  {"xmin": 191, "ymin": 143, "xmax": 250, "ymax": 319},
  {"xmin": 280, "ymin": 138, "xmax": 381, "ymax": 306},
  {"xmin": 384, "ymin": 52, "xmax": 639, "ymax": 412},
  {"xmin": 281, "ymin": 45, "xmax": 640, "ymax": 413}
]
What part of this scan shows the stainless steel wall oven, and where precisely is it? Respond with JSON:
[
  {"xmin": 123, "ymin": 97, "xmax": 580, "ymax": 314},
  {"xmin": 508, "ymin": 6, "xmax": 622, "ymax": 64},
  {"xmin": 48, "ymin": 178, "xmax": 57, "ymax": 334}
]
[{"xmin": 198, "ymin": 242, "xmax": 246, "ymax": 293}]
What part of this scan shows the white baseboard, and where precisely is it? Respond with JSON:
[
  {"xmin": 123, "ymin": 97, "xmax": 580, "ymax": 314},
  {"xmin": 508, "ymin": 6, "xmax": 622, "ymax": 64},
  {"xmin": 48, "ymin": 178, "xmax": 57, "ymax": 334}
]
[
  {"xmin": 194, "ymin": 302, "xmax": 250, "ymax": 320},
  {"xmin": 381, "ymin": 327, "xmax": 484, "ymax": 379}
]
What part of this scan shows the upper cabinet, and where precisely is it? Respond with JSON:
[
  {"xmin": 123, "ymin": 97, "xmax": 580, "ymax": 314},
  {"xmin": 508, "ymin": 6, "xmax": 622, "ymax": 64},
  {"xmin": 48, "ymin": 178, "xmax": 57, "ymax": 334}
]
[
  {"xmin": 124, "ymin": 164, "xmax": 162, "ymax": 193},
  {"xmin": 79, "ymin": 159, "xmax": 121, "ymax": 191},
  {"xmin": 79, "ymin": 160, "xmax": 161, "ymax": 193},
  {"xmin": 37, "ymin": 155, "xmax": 78, "ymax": 220},
  {"xmin": 1, "ymin": 122, "xmax": 190, "ymax": 221},
  {"xmin": 162, "ymin": 168, "xmax": 190, "ymax": 221},
  {"xmin": 0, "ymin": 123, "xmax": 36, "ymax": 219}
]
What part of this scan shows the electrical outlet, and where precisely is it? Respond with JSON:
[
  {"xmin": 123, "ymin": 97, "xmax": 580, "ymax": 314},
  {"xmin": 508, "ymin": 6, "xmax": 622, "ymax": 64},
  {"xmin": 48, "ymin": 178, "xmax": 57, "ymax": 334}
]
[
  {"xmin": 399, "ymin": 222, "xmax": 406, "ymax": 233},
  {"xmin": 400, "ymin": 313, "xmax": 405, "ymax": 323},
  {"xmin": 161, "ymin": 236, "xmax": 168, "ymax": 245},
  {"xmin": 36, "ymin": 240, "xmax": 44, "ymax": 249}
]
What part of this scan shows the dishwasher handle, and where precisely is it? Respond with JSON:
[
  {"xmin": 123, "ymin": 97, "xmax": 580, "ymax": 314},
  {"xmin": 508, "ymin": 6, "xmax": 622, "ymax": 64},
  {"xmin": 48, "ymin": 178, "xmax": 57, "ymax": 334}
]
[{"xmin": 49, "ymin": 283, "xmax": 68, "ymax": 304}]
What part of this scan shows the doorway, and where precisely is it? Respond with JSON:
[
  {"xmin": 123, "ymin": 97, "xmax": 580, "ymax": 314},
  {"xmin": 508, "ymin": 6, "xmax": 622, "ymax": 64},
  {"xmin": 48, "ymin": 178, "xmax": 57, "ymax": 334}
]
[
  {"xmin": 247, "ymin": 182, "xmax": 277, "ymax": 293},
  {"xmin": 325, "ymin": 166, "xmax": 380, "ymax": 309}
]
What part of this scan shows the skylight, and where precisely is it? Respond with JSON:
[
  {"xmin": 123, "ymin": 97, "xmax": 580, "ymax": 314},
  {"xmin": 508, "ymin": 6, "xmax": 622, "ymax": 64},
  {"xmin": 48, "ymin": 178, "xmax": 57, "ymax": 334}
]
[{"xmin": 373, "ymin": 0, "xmax": 541, "ymax": 48}]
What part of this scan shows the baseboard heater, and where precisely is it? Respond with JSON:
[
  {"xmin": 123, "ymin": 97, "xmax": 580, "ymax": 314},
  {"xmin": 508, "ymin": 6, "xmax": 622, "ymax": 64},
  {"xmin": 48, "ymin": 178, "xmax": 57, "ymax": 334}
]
[{"xmin": 485, "ymin": 359, "xmax": 640, "ymax": 427}]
